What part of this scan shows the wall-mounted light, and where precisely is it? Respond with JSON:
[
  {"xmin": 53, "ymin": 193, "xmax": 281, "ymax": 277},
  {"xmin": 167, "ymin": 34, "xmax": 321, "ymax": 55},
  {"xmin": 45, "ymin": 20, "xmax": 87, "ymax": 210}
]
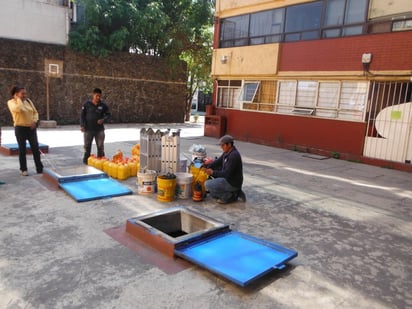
[
  {"xmin": 220, "ymin": 55, "xmax": 228, "ymax": 64},
  {"xmin": 362, "ymin": 53, "xmax": 372, "ymax": 72}
]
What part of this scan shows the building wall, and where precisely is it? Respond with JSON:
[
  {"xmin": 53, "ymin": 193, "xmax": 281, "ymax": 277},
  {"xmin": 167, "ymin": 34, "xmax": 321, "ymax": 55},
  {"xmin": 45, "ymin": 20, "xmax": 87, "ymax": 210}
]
[
  {"xmin": 211, "ymin": 0, "xmax": 412, "ymax": 167},
  {"xmin": 216, "ymin": 0, "xmax": 313, "ymax": 18},
  {"xmin": 279, "ymin": 31, "xmax": 412, "ymax": 73},
  {"xmin": 0, "ymin": 0, "xmax": 69, "ymax": 45},
  {"xmin": 369, "ymin": 0, "xmax": 412, "ymax": 19},
  {"xmin": 212, "ymin": 44, "xmax": 279, "ymax": 78},
  {"xmin": 0, "ymin": 38, "xmax": 187, "ymax": 125},
  {"xmin": 216, "ymin": 108, "xmax": 366, "ymax": 155}
]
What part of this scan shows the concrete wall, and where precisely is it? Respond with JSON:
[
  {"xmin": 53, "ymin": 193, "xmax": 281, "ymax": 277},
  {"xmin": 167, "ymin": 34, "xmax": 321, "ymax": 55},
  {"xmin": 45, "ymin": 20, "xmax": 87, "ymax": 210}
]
[
  {"xmin": 0, "ymin": 38, "xmax": 187, "ymax": 126},
  {"xmin": 212, "ymin": 44, "xmax": 280, "ymax": 78},
  {"xmin": 369, "ymin": 0, "xmax": 412, "ymax": 19},
  {"xmin": 215, "ymin": 0, "xmax": 312, "ymax": 18},
  {"xmin": 0, "ymin": 0, "xmax": 70, "ymax": 45}
]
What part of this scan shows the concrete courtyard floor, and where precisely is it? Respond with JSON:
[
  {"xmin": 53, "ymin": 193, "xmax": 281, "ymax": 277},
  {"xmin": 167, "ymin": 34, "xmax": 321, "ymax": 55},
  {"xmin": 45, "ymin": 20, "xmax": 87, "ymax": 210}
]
[{"xmin": 0, "ymin": 118, "xmax": 411, "ymax": 309}]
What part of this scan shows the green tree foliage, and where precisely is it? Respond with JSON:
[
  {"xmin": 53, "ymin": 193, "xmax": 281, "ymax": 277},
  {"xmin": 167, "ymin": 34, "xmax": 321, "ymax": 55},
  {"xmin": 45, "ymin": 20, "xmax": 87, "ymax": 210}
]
[
  {"xmin": 69, "ymin": 0, "xmax": 214, "ymax": 120},
  {"xmin": 180, "ymin": 25, "xmax": 213, "ymax": 120},
  {"xmin": 69, "ymin": 0, "xmax": 213, "ymax": 59}
]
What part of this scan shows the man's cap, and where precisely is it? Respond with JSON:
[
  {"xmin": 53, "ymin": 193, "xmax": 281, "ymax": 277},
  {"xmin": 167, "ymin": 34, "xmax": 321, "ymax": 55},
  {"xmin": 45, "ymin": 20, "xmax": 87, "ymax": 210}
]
[{"xmin": 218, "ymin": 135, "xmax": 234, "ymax": 145}]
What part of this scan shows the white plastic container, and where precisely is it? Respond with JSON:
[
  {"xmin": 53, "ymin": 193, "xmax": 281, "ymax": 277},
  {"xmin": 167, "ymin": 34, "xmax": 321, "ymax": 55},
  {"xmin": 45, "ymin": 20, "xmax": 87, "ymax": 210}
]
[
  {"xmin": 137, "ymin": 170, "xmax": 157, "ymax": 194},
  {"xmin": 175, "ymin": 172, "xmax": 193, "ymax": 199}
]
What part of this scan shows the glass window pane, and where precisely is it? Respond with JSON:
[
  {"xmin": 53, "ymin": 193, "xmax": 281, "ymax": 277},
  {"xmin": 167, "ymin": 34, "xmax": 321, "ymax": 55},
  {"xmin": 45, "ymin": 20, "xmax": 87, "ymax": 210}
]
[
  {"xmin": 250, "ymin": 9, "xmax": 284, "ymax": 36},
  {"xmin": 218, "ymin": 88, "xmax": 229, "ymax": 107},
  {"xmin": 234, "ymin": 38, "xmax": 249, "ymax": 46},
  {"xmin": 277, "ymin": 81, "xmax": 297, "ymax": 106},
  {"xmin": 301, "ymin": 30, "xmax": 319, "ymax": 40},
  {"xmin": 342, "ymin": 25, "xmax": 363, "ymax": 36},
  {"xmin": 322, "ymin": 28, "xmax": 341, "ymax": 38},
  {"xmin": 284, "ymin": 33, "xmax": 300, "ymax": 42},
  {"xmin": 232, "ymin": 88, "xmax": 242, "ymax": 109},
  {"xmin": 296, "ymin": 81, "xmax": 317, "ymax": 107},
  {"xmin": 240, "ymin": 82, "xmax": 260, "ymax": 102},
  {"xmin": 345, "ymin": 0, "xmax": 367, "ymax": 24},
  {"xmin": 285, "ymin": 1, "xmax": 322, "ymax": 33},
  {"xmin": 230, "ymin": 80, "xmax": 242, "ymax": 87},
  {"xmin": 324, "ymin": 0, "xmax": 345, "ymax": 27},
  {"xmin": 220, "ymin": 41, "xmax": 234, "ymax": 48},
  {"xmin": 220, "ymin": 15, "xmax": 250, "ymax": 41},
  {"xmin": 339, "ymin": 82, "xmax": 368, "ymax": 112},
  {"xmin": 318, "ymin": 82, "xmax": 339, "ymax": 108},
  {"xmin": 218, "ymin": 80, "xmax": 229, "ymax": 86},
  {"xmin": 392, "ymin": 19, "xmax": 412, "ymax": 32},
  {"xmin": 250, "ymin": 37, "xmax": 265, "ymax": 45},
  {"xmin": 266, "ymin": 34, "xmax": 281, "ymax": 43}
]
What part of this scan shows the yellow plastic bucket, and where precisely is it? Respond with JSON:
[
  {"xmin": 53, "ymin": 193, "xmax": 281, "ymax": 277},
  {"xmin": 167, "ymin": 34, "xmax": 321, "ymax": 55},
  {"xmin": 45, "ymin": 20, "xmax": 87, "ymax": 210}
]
[{"xmin": 157, "ymin": 176, "xmax": 176, "ymax": 202}]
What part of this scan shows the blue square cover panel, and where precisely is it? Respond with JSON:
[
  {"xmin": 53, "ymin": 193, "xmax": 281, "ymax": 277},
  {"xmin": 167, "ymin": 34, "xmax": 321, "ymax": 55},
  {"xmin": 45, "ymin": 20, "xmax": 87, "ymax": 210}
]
[
  {"xmin": 2, "ymin": 142, "xmax": 48, "ymax": 150},
  {"xmin": 174, "ymin": 230, "xmax": 297, "ymax": 286},
  {"xmin": 59, "ymin": 177, "xmax": 132, "ymax": 202}
]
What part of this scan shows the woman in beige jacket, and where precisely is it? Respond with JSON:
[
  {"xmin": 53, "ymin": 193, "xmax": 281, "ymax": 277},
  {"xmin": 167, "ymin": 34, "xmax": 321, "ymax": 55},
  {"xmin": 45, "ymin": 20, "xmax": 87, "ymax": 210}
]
[{"xmin": 7, "ymin": 86, "xmax": 43, "ymax": 176}]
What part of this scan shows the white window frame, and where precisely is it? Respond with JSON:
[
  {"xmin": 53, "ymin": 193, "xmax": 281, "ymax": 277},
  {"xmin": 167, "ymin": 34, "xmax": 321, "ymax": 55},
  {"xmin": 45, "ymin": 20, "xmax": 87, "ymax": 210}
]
[
  {"xmin": 217, "ymin": 81, "xmax": 242, "ymax": 109},
  {"xmin": 276, "ymin": 80, "xmax": 368, "ymax": 121},
  {"xmin": 296, "ymin": 80, "xmax": 317, "ymax": 108},
  {"xmin": 239, "ymin": 81, "xmax": 260, "ymax": 103}
]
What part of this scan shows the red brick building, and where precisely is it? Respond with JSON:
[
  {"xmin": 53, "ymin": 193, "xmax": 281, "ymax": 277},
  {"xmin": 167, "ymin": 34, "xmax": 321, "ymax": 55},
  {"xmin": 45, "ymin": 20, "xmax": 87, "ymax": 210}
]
[{"xmin": 209, "ymin": 0, "xmax": 412, "ymax": 170}]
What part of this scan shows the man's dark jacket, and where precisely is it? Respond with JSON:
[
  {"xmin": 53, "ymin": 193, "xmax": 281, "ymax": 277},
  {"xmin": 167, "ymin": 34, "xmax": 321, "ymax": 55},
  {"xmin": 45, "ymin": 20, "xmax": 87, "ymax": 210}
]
[
  {"xmin": 205, "ymin": 146, "xmax": 243, "ymax": 188},
  {"xmin": 80, "ymin": 100, "xmax": 111, "ymax": 131}
]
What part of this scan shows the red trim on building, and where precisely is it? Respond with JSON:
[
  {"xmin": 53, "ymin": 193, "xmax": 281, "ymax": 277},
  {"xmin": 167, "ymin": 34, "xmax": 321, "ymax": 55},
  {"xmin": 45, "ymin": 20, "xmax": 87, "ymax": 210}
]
[{"xmin": 213, "ymin": 16, "xmax": 220, "ymax": 49}]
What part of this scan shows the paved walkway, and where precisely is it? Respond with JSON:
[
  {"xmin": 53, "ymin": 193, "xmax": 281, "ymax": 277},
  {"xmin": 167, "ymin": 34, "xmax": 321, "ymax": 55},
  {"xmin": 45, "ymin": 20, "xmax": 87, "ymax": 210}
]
[{"xmin": 0, "ymin": 120, "xmax": 411, "ymax": 309}]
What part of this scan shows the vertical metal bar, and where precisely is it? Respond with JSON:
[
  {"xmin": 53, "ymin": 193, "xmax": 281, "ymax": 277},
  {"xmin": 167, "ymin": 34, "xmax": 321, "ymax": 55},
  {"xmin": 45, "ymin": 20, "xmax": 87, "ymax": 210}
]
[{"xmin": 365, "ymin": 81, "xmax": 377, "ymax": 157}]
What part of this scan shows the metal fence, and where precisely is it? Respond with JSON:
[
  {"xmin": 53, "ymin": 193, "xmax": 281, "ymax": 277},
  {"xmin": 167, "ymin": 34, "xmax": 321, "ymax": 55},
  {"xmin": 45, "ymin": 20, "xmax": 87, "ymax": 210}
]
[{"xmin": 364, "ymin": 81, "xmax": 412, "ymax": 163}]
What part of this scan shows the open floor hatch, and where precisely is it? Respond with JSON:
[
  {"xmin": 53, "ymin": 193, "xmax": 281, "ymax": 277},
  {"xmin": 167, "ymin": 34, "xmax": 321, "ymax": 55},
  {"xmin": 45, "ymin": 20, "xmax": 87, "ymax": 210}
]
[
  {"xmin": 43, "ymin": 166, "xmax": 132, "ymax": 202},
  {"xmin": 126, "ymin": 207, "xmax": 298, "ymax": 287}
]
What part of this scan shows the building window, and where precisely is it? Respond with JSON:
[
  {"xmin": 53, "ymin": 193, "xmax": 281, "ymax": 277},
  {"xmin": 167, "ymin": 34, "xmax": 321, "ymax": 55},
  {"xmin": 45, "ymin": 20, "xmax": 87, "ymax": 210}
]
[
  {"xmin": 220, "ymin": 15, "xmax": 250, "ymax": 48},
  {"xmin": 240, "ymin": 81, "xmax": 277, "ymax": 111},
  {"xmin": 276, "ymin": 80, "xmax": 368, "ymax": 121},
  {"xmin": 284, "ymin": 1, "xmax": 322, "ymax": 42},
  {"xmin": 392, "ymin": 19, "xmax": 412, "ymax": 32},
  {"xmin": 239, "ymin": 82, "xmax": 260, "ymax": 102},
  {"xmin": 217, "ymin": 80, "xmax": 242, "ymax": 108},
  {"xmin": 275, "ymin": 81, "xmax": 296, "ymax": 114},
  {"xmin": 316, "ymin": 82, "xmax": 339, "ymax": 118},
  {"xmin": 322, "ymin": 0, "xmax": 367, "ymax": 38},
  {"xmin": 338, "ymin": 81, "xmax": 367, "ymax": 120},
  {"xmin": 250, "ymin": 9, "xmax": 284, "ymax": 45},
  {"xmin": 219, "ymin": 0, "xmax": 370, "ymax": 47},
  {"xmin": 296, "ymin": 81, "xmax": 317, "ymax": 108}
]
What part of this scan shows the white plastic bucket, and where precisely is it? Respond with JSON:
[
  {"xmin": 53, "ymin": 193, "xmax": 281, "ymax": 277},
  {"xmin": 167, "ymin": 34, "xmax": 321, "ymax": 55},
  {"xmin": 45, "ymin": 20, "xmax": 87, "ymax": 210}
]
[
  {"xmin": 137, "ymin": 170, "xmax": 157, "ymax": 194},
  {"xmin": 175, "ymin": 172, "xmax": 193, "ymax": 199}
]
